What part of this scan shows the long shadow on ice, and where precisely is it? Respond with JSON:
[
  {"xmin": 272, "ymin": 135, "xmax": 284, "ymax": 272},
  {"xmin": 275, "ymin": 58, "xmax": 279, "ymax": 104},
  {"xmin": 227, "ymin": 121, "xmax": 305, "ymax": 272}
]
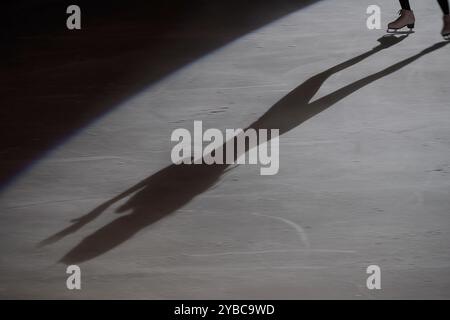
[{"xmin": 39, "ymin": 37, "xmax": 449, "ymax": 264}]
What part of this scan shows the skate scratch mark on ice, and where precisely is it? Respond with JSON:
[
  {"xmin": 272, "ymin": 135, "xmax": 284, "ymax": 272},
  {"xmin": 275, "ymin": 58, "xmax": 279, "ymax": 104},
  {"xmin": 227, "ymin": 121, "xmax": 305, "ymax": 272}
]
[
  {"xmin": 188, "ymin": 248, "xmax": 356, "ymax": 257},
  {"xmin": 251, "ymin": 212, "xmax": 310, "ymax": 249},
  {"xmin": 162, "ymin": 84, "xmax": 288, "ymax": 92},
  {"xmin": 45, "ymin": 156, "xmax": 143, "ymax": 163},
  {"xmin": 210, "ymin": 84, "xmax": 287, "ymax": 90},
  {"xmin": 5, "ymin": 197, "xmax": 107, "ymax": 209},
  {"xmin": 147, "ymin": 265, "xmax": 328, "ymax": 273}
]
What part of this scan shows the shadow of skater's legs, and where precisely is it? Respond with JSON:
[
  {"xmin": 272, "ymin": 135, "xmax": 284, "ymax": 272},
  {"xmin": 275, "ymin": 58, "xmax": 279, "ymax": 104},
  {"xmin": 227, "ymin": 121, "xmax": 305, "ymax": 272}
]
[
  {"xmin": 42, "ymin": 36, "xmax": 407, "ymax": 249},
  {"xmin": 60, "ymin": 163, "xmax": 229, "ymax": 264},
  {"xmin": 46, "ymin": 38, "xmax": 450, "ymax": 265}
]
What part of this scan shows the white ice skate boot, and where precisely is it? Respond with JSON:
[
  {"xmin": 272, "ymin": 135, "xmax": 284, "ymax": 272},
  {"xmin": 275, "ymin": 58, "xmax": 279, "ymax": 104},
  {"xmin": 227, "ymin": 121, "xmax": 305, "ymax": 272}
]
[{"xmin": 387, "ymin": 9, "xmax": 415, "ymax": 33}]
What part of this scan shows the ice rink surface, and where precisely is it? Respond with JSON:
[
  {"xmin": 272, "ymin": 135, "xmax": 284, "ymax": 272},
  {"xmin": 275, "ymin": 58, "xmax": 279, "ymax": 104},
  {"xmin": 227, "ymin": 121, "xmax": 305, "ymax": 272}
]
[{"xmin": 1, "ymin": 0, "xmax": 450, "ymax": 299}]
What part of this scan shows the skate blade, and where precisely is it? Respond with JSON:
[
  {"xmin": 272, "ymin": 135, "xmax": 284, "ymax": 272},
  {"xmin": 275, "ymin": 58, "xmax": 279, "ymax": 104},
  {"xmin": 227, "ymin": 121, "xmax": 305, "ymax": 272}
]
[
  {"xmin": 387, "ymin": 28, "xmax": 415, "ymax": 35},
  {"xmin": 443, "ymin": 34, "xmax": 450, "ymax": 41}
]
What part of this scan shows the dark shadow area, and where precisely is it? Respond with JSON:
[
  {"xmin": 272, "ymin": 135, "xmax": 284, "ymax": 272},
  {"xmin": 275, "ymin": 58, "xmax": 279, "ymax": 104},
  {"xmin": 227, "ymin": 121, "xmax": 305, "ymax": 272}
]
[
  {"xmin": 40, "ymin": 36, "xmax": 450, "ymax": 264},
  {"xmin": 0, "ymin": 0, "xmax": 320, "ymax": 188}
]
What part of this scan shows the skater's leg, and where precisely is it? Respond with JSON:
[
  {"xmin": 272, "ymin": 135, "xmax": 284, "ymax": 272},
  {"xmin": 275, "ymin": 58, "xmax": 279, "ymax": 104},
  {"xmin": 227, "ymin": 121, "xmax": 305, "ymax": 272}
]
[
  {"xmin": 439, "ymin": 0, "xmax": 450, "ymax": 38},
  {"xmin": 437, "ymin": 0, "xmax": 450, "ymax": 15},
  {"xmin": 437, "ymin": 0, "xmax": 450, "ymax": 39},
  {"xmin": 399, "ymin": 0, "xmax": 412, "ymax": 11}
]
